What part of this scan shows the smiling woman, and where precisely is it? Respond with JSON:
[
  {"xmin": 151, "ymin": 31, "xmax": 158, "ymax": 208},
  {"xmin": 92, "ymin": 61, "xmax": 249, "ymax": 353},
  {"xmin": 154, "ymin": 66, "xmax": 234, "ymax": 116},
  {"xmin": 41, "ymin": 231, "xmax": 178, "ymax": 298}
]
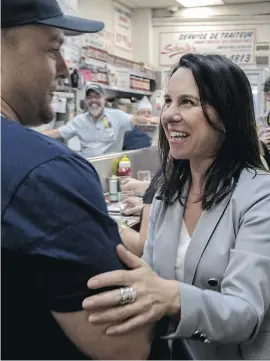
[
  {"xmin": 83, "ymin": 53, "xmax": 270, "ymax": 360},
  {"xmin": 159, "ymin": 53, "xmax": 261, "ymax": 210},
  {"xmin": 162, "ymin": 83, "xmax": 224, "ymax": 163}
]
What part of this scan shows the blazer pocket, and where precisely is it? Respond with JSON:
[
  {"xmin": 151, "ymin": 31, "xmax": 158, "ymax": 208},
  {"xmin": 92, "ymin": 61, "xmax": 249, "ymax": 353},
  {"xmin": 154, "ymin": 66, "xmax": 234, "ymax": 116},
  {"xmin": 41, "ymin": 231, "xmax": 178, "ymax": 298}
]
[{"xmin": 240, "ymin": 332, "xmax": 270, "ymax": 360}]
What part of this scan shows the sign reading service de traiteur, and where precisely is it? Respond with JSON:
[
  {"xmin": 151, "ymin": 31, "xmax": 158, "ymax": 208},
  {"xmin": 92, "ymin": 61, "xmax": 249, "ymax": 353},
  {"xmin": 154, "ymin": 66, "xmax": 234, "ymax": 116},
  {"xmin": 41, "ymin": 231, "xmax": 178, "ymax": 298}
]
[{"xmin": 159, "ymin": 30, "xmax": 255, "ymax": 66}]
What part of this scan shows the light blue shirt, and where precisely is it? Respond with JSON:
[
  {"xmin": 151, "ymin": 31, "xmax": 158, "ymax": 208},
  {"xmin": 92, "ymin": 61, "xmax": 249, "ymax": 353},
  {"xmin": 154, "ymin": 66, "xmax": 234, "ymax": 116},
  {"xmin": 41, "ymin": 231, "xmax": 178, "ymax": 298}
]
[{"xmin": 58, "ymin": 108, "xmax": 133, "ymax": 158}]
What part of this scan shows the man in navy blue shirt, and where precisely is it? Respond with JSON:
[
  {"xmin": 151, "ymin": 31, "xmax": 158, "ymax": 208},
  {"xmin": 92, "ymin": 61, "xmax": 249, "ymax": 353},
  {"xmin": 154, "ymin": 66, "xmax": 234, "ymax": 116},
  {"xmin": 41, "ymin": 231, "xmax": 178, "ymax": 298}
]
[
  {"xmin": 1, "ymin": 1, "xmax": 152, "ymax": 359},
  {"xmin": 123, "ymin": 97, "xmax": 154, "ymax": 151}
]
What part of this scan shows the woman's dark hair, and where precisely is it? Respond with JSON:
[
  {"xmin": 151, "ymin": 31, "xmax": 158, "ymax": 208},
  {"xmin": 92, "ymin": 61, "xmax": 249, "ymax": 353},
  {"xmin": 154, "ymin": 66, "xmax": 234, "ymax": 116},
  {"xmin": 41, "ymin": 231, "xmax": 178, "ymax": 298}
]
[{"xmin": 158, "ymin": 53, "xmax": 264, "ymax": 210}]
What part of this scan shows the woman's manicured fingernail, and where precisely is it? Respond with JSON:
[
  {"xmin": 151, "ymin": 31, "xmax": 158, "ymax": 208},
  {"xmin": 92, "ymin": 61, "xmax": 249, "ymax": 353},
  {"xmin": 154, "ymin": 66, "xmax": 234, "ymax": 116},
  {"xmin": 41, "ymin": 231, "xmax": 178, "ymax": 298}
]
[
  {"xmin": 82, "ymin": 299, "xmax": 94, "ymax": 308},
  {"xmin": 87, "ymin": 279, "xmax": 99, "ymax": 288},
  {"xmin": 106, "ymin": 328, "xmax": 116, "ymax": 335}
]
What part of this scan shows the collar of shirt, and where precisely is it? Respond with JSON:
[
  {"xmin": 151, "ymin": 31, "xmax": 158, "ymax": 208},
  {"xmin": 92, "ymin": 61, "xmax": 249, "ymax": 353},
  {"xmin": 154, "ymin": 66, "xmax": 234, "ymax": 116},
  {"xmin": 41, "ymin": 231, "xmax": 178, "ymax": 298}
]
[
  {"xmin": 87, "ymin": 110, "xmax": 113, "ymax": 130},
  {"xmin": 87, "ymin": 110, "xmax": 106, "ymax": 124}
]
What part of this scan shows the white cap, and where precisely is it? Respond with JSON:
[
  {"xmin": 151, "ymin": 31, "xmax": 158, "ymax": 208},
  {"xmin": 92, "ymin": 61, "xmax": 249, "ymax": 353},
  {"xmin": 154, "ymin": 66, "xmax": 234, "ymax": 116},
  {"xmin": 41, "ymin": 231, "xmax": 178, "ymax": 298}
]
[{"xmin": 137, "ymin": 96, "xmax": 152, "ymax": 111}]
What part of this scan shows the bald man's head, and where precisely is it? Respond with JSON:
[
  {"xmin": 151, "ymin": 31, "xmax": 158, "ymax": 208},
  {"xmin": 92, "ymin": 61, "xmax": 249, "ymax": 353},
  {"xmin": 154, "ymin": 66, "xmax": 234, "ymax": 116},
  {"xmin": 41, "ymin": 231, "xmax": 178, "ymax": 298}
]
[{"xmin": 1, "ymin": 25, "xmax": 69, "ymax": 126}]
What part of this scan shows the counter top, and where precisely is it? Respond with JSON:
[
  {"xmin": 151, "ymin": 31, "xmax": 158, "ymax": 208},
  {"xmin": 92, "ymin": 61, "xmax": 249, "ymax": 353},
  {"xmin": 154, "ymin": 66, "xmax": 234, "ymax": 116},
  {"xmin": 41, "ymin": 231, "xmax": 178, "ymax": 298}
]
[
  {"xmin": 109, "ymin": 213, "xmax": 140, "ymax": 228},
  {"xmin": 104, "ymin": 193, "xmax": 140, "ymax": 228}
]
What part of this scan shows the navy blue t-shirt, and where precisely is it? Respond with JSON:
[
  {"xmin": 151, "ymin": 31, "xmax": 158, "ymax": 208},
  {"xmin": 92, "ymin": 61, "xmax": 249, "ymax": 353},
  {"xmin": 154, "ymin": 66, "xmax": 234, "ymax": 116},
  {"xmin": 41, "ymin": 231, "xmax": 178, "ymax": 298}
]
[
  {"xmin": 123, "ymin": 126, "xmax": 151, "ymax": 150},
  {"xmin": 1, "ymin": 117, "xmax": 126, "ymax": 360}
]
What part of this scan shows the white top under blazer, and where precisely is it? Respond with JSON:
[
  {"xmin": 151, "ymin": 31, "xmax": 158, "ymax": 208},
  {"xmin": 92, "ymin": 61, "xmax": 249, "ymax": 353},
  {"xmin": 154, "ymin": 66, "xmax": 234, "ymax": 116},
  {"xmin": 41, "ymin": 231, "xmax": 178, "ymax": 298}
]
[{"xmin": 175, "ymin": 220, "xmax": 191, "ymax": 282}]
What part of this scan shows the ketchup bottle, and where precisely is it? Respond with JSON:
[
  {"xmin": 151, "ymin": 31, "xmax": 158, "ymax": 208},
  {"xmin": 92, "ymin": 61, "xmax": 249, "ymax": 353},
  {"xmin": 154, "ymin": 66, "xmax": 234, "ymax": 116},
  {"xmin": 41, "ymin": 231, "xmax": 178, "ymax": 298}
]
[{"xmin": 117, "ymin": 155, "xmax": 132, "ymax": 177}]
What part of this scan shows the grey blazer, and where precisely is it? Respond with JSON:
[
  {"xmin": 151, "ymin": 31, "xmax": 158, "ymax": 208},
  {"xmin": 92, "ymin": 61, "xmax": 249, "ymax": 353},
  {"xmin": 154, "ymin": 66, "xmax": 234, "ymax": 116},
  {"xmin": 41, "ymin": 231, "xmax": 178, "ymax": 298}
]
[{"xmin": 144, "ymin": 168, "xmax": 270, "ymax": 360}]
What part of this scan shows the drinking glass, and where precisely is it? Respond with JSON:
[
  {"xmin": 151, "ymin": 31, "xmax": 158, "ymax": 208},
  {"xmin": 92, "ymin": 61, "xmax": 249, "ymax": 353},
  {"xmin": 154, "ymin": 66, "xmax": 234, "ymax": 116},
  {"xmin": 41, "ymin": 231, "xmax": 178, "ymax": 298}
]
[
  {"xmin": 137, "ymin": 170, "xmax": 151, "ymax": 182},
  {"xmin": 117, "ymin": 191, "xmax": 134, "ymax": 225}
]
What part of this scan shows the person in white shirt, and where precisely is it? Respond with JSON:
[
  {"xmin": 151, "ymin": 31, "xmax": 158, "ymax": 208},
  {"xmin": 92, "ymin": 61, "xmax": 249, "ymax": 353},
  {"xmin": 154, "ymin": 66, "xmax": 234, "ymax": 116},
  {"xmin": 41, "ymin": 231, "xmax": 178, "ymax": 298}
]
[{"xmin": 44, "ymin": 84, "xmax": 156, "ymax": 158}]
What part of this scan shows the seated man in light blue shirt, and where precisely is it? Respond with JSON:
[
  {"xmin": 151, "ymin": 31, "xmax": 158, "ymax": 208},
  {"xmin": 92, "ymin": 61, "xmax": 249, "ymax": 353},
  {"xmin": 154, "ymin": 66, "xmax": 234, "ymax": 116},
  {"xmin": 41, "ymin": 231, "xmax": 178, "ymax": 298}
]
[{"xmin": 44, "ymin": 84, "xmax": 154, "ymax": 158}]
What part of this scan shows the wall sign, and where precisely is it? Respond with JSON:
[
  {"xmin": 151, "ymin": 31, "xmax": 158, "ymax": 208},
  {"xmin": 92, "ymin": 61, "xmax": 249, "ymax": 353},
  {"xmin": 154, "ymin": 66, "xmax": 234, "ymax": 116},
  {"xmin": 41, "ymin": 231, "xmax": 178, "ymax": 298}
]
[
  {"xmin": 114, "ymin": 2, "xmax": 132, "ymax": 52},
  {"xmin": 57, "ymin": 0, "xmax": 82, "ymax": 67},
  {"xmin": 83, "ymin": 30, "xmax": 114, "ymax": 54},
  {"xmin": 159, "ymin": 30, "xmax": 255, "ymax": 67},
  {"xmin": 62, "ymin": 35, "xmax": 83, "ymax": 68},
  {"xmin": 57, "ymin": 0, "xmax": 77, "ymax": 15}
]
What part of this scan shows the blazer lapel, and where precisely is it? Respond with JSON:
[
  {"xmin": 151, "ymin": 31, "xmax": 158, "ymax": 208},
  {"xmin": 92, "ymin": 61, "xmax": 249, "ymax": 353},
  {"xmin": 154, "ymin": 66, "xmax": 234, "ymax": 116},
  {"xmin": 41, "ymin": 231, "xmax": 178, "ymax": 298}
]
[
  {"xmin": 159, "ymin": 201, "xmax": 184, "ymax": 280},
  {"xmin": 184, "ymin": 192, "xmax": 233, "ymax": 285},
  {"xmin": 154, "ymin": 184, "xmax": 189, "ymax": 280}
]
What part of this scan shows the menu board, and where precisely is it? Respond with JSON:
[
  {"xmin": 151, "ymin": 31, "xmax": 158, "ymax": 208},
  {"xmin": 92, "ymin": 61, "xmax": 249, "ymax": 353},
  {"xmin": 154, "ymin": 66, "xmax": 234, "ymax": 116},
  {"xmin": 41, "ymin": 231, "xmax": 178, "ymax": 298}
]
[{"xmin": 159, "ymin": 30, "xmax": 255, "ymax": 67}]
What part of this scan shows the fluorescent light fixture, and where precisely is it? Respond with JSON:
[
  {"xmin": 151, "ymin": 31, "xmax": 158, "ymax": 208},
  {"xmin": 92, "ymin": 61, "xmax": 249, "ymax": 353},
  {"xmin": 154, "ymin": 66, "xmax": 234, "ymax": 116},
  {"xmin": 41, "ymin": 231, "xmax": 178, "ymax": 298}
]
[{"xmin": 176, "ymin": 0, "xmax": 224, "ymax": 7}]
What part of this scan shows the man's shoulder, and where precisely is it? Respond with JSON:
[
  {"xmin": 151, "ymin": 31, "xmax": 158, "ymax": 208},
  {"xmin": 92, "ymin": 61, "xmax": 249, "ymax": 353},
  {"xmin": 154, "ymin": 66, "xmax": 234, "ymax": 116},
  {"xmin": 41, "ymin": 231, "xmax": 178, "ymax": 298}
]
[
  {"xmin": 104, "ymin": 108, "xmax": 132, "ymax": 128},
  {"xmin": 70, "ymin": 112, "xmax": 88, "ymax": 125},
  {"xmin": 105, "ymin": 107, "xmax": 122, "ymax": 113},
  {"xmin": 1, "ymin": 116, "xmax": 85, "ymax": 172},
  {"xmin": 237, "ymin": 167, "xmax": 270, "ymax": 188},
  {"xmin": 1, "ymin": 132, "xmax": 116, "ymax": 261},
  {"xmin": 2, "ymin": 116, "xmax": 74, "ymax": 157},
  {"xmin": 59, "ymin": 113, "xmax": 89, "ymax": 131},
  {"xmin": 1, "ymin": 117, "xmax": 97, "ymax": 213},
  {"xmin": 231, "ymin": 167, "xmax": 270, "ymax": 212},
  {"xmin": 105, "ymin": 108, "xmax": 126, "ymax": 118}
]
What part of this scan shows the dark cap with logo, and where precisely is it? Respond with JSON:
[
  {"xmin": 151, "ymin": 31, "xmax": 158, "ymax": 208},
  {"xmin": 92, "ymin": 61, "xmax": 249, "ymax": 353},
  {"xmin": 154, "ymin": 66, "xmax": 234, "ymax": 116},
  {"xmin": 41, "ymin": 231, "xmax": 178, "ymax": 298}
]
[
  {"xmin": 1, "ymin": 0, "xmax": 104, "ymax": 35},
  {"xmin": 85, "ymin": 84, "xmax": 105, "ymax": 96}
]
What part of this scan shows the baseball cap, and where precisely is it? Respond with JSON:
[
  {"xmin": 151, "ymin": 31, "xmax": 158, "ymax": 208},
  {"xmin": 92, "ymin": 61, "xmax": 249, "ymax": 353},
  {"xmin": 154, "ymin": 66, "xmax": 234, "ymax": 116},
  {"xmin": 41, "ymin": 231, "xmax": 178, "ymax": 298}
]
[
  {"xmin": 85, "ymin": 84, "xmax": 105, "ymax": 96},
  {"xmin": 1, "ymin": 0, "xmax": 104, "ymax": 35}
]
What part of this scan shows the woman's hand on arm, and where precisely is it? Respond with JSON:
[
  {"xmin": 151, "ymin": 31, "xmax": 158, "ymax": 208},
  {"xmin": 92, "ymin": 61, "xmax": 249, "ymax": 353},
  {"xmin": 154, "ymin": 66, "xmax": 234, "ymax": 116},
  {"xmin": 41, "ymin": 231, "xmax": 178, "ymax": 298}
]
[
  {"xmin": 121, "ymin": 177, "xmax": 150, "ymax": 196},
  {"xmin": 122, "ymin": 196, "xmax": 143, "ymax": 215},
  {"xmin": 82, "ymin": 244, "xmax": 180, "ymax": 335},
  {"xmin": 118, "ymin": 203, "xmax": 152, "ymax": 257}
]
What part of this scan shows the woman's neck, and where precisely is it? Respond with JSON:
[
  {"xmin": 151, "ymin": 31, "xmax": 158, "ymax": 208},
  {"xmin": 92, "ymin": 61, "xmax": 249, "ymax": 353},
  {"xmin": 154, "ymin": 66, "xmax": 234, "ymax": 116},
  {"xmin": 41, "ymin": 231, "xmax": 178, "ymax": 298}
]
[{"xmin": 189, "ymin": 158, "xmax": 212, "ymax": 194}]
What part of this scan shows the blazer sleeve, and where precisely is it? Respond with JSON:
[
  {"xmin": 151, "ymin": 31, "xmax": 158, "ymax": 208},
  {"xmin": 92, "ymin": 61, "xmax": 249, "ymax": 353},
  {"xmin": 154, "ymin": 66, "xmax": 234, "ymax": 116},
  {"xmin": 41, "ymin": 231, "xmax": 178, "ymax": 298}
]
[{"xmin": 164, "ymin": 174, "xmax": 270, "ymax": 344}]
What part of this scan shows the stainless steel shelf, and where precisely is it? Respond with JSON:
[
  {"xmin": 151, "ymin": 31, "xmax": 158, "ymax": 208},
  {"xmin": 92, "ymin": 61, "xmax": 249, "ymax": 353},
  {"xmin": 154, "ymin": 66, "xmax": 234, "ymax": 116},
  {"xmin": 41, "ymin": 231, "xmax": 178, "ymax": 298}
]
[
  {"xmin": 101, "ymin": 84, "xmax": 153, "ymax": 96},
  {"xmin": 82, "ymin": 58, "xmax": 156, "ymax": 81},
  {"xmin": 53, "ymin": 91, "xmax": 74, "ymax": 99}
]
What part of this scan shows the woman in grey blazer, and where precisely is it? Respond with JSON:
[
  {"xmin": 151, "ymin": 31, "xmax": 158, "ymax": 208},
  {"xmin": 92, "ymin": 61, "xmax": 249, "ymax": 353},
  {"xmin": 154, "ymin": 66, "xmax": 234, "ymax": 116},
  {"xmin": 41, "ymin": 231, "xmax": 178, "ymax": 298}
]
[{"xmin": 83, "ymin": 54, "xmax": 270, "ymax": 360}]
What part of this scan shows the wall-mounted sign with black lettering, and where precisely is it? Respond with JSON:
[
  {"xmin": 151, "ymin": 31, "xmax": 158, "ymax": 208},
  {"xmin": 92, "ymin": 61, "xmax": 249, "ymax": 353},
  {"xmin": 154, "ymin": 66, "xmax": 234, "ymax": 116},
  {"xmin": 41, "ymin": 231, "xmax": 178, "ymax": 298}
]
[{"xmin": 159, "ymin": 30, "xmax": 255, "ymax": 67}]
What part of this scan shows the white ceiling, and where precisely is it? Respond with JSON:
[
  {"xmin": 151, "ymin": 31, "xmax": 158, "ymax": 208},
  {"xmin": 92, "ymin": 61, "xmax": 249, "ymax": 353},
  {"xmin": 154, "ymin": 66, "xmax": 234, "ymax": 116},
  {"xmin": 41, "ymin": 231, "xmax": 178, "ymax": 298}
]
[{"xmin": 119, "ymin": 0, "xmax": 270, "ymax": 9}]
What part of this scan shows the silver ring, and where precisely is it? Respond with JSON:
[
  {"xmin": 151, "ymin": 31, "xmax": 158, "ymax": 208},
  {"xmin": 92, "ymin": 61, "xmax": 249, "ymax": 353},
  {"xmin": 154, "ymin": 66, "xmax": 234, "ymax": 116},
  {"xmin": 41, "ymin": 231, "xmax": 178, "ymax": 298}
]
[{"xmin": 119, "ymin": 287, "xmax": 137, "ymax": 305}]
